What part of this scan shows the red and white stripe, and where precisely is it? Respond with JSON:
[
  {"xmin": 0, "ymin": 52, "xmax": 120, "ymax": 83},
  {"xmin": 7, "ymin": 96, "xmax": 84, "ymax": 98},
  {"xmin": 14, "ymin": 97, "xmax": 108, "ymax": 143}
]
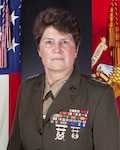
[{"xmin": 0, "ymin": 73, "xmax": 20, "ymax": 149}]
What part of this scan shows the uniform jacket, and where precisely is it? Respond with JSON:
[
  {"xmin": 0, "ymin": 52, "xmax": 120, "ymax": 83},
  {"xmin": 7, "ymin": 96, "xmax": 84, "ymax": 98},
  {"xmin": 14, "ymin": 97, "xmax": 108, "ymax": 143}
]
[{"xmin": 7, "ymin": 69, "xmax": 119, "ymax": 150}]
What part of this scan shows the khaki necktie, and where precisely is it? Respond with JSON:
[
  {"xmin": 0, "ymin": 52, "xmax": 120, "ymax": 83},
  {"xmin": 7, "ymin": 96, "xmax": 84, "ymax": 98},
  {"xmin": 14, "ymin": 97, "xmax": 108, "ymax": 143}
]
[{"xmin": 43, "ymin": 91, "xmax": 54, "ymax": 119}]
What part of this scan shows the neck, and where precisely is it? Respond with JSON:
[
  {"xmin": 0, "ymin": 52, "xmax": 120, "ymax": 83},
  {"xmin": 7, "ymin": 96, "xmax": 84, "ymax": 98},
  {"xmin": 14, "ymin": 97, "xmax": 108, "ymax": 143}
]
[{"xmin": 45, "ymin": 68, "xmax": 74, "ymax": 86}]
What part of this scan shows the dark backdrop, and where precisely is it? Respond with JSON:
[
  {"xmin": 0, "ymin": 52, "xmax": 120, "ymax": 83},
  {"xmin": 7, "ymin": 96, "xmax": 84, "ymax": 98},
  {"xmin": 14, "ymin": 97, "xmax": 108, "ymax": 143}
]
[{"xmin": 21, "ymin": 0, "xmax": 91, "ymax": 83}]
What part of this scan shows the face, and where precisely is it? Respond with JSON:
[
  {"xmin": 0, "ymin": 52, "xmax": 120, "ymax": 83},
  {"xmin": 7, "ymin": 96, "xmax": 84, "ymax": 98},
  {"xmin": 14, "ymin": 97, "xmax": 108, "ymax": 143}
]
[{"xmin": 38, "ymin": 26, "xmax": 78, "ymax": 74}]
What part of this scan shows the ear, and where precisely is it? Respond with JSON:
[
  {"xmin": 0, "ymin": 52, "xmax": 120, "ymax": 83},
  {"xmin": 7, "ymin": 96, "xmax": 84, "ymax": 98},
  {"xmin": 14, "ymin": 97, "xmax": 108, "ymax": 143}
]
[
  {"xmin": 38, "ymin": 49, "xmax": 41, "ymax": 57},
  {"xmin": 74, "ymin": 47, "xmax": 79, "ymax": 58},
  {"xmin": 75, "ymin": 42, "xmax": 80, "ymax": 58}
]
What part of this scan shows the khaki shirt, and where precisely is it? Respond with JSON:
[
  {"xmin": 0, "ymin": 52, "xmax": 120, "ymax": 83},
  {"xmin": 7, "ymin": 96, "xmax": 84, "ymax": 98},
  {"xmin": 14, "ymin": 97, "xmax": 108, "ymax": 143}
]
[{"xmin": 43, "ymin": 73, "xmax": 72, "ymax": 119}]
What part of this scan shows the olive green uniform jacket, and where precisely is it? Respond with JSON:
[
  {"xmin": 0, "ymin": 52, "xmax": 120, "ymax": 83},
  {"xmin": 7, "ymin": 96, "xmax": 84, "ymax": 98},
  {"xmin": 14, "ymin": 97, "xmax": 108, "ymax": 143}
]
[{"xmin": 7, "ymin": 69, "xmax": 119, "ymax": 150}]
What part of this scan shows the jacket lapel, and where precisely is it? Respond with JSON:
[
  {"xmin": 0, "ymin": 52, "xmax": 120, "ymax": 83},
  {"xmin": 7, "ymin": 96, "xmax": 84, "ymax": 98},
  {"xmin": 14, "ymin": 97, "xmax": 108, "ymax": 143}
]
[
  {"xmin": 31, "ymin": 75, "xmax": 45, "ymax": 127},
  {"xmin": 44, "ymin": 69, "xmax": 81, "ymax": 124}
]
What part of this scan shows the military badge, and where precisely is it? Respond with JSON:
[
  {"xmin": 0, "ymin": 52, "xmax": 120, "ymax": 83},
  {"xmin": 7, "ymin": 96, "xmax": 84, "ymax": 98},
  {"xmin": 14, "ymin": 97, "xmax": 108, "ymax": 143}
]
[{"xmin": 50, "ymin": 109, "xmax": 89, "ymax": 141}]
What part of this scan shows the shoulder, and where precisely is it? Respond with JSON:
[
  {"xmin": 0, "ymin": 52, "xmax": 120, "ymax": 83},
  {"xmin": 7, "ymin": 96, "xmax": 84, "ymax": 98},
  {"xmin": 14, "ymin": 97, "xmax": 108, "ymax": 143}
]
[
  {"xmin": 21, "ymin": 73, "xmax": 45, "ymax": 88},
  {"xmin": 82, "ymin": 74, "xmax": 107, "ymax": 85},
  {"xmin": 80, "ymin": 74, "xmax": 115, "ymax": 106},
  {"xmin": 71, "ymin": 68, "xmax": 108, "ymax": 88},
  {"xmin": 70, "ymin": 69, "xmax": 111, "ymax": 93},
  {"xmin": 27, "ymin": 74, "xmax": 41, "ymax": 80},
  {"xmin": 80, "ymin": 73, "xmax": 111, "ymax": 91}
]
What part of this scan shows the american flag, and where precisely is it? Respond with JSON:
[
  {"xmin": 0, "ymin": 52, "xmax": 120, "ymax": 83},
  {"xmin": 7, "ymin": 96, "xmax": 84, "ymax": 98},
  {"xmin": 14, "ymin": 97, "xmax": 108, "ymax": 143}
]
[{"xmin": 0, "ymin": 0, "xmax": 21, "ymax": 149}]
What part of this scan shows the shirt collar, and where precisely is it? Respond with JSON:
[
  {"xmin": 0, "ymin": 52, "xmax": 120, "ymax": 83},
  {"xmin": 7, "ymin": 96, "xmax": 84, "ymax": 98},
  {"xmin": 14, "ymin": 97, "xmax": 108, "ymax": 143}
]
[{"xmin": 43, "ymin": 71, "xmax": 72, "ymax": 99}]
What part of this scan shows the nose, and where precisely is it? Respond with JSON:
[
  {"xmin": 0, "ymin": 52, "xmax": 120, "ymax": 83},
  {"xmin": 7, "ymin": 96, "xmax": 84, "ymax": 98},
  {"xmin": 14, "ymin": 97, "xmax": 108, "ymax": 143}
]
[{"xmin": 52, "ymin": 42, "xmax": 62, "ymax": 53}]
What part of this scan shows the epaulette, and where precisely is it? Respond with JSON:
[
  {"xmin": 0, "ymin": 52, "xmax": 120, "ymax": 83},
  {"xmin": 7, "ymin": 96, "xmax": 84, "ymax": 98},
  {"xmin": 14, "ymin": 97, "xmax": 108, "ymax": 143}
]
[
  {"xmin": 27, "ymin": 74, "xmax": 40, "ymax": 80},
  {"xmin": 91, "ymin": 77, "xmax": 107, "ymax": 85}
]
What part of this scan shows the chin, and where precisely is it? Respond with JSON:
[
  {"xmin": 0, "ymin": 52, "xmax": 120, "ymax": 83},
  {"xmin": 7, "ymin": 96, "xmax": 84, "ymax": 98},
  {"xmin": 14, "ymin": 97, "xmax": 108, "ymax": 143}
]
[{"xmin": 49, "ymin": 67, "xmax": 65, "ymax": 72}]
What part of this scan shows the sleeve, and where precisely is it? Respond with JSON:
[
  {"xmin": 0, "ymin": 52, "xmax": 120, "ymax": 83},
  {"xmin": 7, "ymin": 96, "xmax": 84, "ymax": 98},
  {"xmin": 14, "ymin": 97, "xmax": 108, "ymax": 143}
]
[
  {"xmin": 93, "ymin": 87, "xmax": 119, "ymax": 150},
  {"xmin": 7, "ymin": 86, "xmax": 24, "ymax": 150}
]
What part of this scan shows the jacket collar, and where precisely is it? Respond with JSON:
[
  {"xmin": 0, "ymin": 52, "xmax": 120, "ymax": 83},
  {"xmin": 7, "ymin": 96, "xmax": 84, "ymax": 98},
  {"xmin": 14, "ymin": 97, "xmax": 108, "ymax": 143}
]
[
  {"xmin": 31, "ymin": 69, "xmax": 82, "ymax": 126},
  {"xmin": 44, "ymin": 69, "xmax": 81, "ymax": 124}
]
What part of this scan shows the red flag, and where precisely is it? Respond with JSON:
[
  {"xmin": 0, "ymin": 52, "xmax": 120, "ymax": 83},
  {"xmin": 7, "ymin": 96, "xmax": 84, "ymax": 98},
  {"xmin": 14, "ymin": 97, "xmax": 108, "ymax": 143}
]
[{"xmin": 92, "ymin": 0, "xmax": 120, "ymax": 116}]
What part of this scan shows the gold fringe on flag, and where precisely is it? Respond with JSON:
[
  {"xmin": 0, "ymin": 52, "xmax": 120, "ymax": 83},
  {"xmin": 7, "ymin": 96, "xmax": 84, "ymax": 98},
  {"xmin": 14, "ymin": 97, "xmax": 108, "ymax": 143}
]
[
  {"xmin": 108, "ymin": 0, "xmax": 120, "ymax": 65},
  {"xmin": 108, "ymin": 0, "xmax": 115, "ymax": 47},
  {"xmin": 114, "ymin": 0, "xmax": 120, "ymax": 65}
]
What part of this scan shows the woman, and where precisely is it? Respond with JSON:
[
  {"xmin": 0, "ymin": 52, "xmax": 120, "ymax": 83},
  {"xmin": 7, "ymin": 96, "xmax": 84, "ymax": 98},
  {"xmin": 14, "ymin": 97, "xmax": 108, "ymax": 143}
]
[{"xmin": 7, "ymin": 7, "xmax": 119, "ymax": 150}]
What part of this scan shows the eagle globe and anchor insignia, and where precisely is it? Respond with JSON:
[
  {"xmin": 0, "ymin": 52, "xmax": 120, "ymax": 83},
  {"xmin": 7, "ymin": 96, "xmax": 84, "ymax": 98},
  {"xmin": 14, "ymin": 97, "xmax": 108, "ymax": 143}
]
[{"xmin": 95, "ymin": 63, "xmax": 120, "ymax": 99}]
